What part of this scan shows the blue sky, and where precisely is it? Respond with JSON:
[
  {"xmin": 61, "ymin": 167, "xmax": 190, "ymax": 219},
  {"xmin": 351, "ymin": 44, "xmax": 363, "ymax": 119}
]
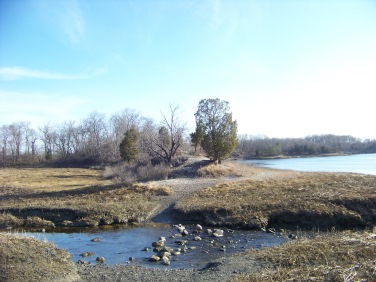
[{"xmin": 1, "ymin": 0, "xmax": 376, "ymax": 139}]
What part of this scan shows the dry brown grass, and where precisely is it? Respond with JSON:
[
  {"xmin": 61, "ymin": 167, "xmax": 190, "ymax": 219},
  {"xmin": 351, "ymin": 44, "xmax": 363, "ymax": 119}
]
[
  {"xmin": 233, "ymin": 231, "xmax": 376, "ymax": 282},
  {"xmin": 0, "ymin": 167, "xmax": 107, "ymax": 193},
  {"xmin": 174, "ymin": 172, "xmax": 376, "ymax": 229},
  {"xmin": 0, "ymin": 232, "xmax": 80, "ymax": 282},
  {"xmin": 0, "ymin": 168, "xmax": 160, "ymax": 229},
  {"xmin": 131, "ymin": 182, "xmax": 173, "ymax": 196},
  {"xmin": 197, "ymin": 161, "xmax": 257, "ymax": 178}
]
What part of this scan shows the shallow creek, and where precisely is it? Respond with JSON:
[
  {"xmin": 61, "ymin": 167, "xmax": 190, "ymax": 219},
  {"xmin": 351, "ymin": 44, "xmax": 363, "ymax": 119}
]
[{"xmin": 21, "ymin": 223, "xmax": 287, "ymax": 269}]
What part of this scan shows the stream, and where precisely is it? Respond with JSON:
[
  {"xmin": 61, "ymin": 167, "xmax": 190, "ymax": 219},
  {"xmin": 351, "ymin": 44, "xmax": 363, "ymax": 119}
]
[{"xmin": 20, "ymin": 223, "xmax": 287, "ymax": 269}]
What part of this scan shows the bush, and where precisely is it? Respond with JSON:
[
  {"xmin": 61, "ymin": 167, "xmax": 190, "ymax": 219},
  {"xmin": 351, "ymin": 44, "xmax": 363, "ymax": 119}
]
[{"xmin": 103, "ymin": 159, "xmax": 170, "ymax": 183}]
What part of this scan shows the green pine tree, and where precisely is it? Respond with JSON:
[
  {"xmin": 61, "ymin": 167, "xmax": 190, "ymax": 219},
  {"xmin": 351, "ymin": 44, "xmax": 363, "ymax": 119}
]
[
  {"xmin": 194, "ymin": 98, "xmax": 238, "ymax": 163},
  {"xmin": 119, "ymin": 128, "xmax": 139, "ymax": 162}
]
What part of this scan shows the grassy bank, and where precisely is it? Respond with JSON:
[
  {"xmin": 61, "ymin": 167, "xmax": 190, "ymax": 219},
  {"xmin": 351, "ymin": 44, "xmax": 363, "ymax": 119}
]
[
  {"xmin": 0, "ymin": 168, "xmax": 164, "ymax": 228},
  {"xmin": 173, "ymin": 171, "xmax": 376, "ymax": 229},
  {"xmin": 0, "ymin": 232, "xmax": 80, "ymax": 282},
  {"xmin": 233, "ymin": 230, "xmax": 376, "ymax": 281}
]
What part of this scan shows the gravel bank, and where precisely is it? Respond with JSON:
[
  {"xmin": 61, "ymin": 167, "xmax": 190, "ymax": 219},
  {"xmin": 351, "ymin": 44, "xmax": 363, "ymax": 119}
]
[{"xmin": 77, "ymin": 251, "xmax": 266, "ymax": 282}]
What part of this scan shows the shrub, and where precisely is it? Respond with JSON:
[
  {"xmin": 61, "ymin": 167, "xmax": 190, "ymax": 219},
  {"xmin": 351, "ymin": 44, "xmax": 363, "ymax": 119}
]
[{"xmin": 103, "ymin": 159, "xmax": 170, "ymax": 183}]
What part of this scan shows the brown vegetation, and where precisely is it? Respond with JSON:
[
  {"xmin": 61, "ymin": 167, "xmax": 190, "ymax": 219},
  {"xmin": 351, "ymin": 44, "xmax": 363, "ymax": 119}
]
[
  {"xmin": 233, "ymin": 230, "xmax": 376, "ymax": 281},
  {"xmin": 0, "ymin": 168, "xmax": 161, "ymax": 228},
  {"xmin": 173, "ymin": 171, "xmax": 376, "ymax": 229},
  {"xmin": 0, "ymin": 232, "xmax": 80, "ymax": 282}
]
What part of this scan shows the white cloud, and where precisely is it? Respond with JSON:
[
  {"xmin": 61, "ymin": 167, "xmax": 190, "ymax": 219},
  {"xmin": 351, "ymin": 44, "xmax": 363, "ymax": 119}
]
[{"xmin": 0, "ymin": 66, "xmax": 107, "ymax": 80}]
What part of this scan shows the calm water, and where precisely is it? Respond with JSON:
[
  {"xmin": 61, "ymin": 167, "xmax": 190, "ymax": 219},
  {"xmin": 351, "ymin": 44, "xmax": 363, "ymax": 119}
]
[
  {"xmin": 245, "ymin": 153, "xmax": 376, "ymax": 175},
  {"xmin": 19, "ymin": 223, "xmax": 285, "ymax": 269}
]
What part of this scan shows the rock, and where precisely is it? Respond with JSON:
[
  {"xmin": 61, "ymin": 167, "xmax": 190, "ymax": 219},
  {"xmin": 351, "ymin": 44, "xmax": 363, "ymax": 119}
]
[
  {"xmin": 189, "ymin": 246, "xmax": 197, "ymax": 250},
  {"xmin": 77, "ymin": 260, "xmax": 90, "ymax": 265},
  {"xmin": 161, "ymin": 246, "xmax": 174, "ymax": 252},
  {"xmin": 219, "ymin": 245, "xmax": 226, "ymax": 252},
  {"xmin": 181, "ymin": 229, "xmax": 189, "ymax": 236},
  {"xmin": 129, "ymin": 257, "xmax": 135, "ymax": 261},
  {"xmin": 194, "ymin": 236, "xmax": 202, "ymax": 241},
  {"xmin": 96, "ymin": 256, "xmax": 105, "ymax": 263},
  {"xmin": 152, "ymin": 240, "xmax": 165, "ymax": 248},
  {"xmin": 159, "ymin": 236, "xmax": 166, "ymax": 242},
  {"xmin": 175, "ymin": 240, "xmax": 187, "ymax": 246},
  {"xmin": 172, "ymin": 251, "xmax": 181, "ymax": 256},
  {"xmin": 80, "ymin": 252, "xmax": 95, "ymax": 257},
  {"xmin": 148, "ymin": 255, "xmax": 161, "ymax": 262},
  {"xmin": 91, "ymin": 237, "xmax": 101, "ymax": 242},
  {"xmin": 153, "ymin": 247, "xmax": 163, "ymax": 252},
  {"xmin": 206, "ymin": 229, "xmax": 213, "ymax": 235},
  {"xmin": 288, "ymin": 234, "xmax": 298, "ymax": 240},
  {"xmin": 142, "ymin": 247, "xmax": 149, "ymax": 252},
  {"xmin": 158, "ymin": 251, "xmax": 171, "ymax": 258},
  {"xmin": 267, "ymin": 228, "xmax": 276, "ymax": 234},
  {"xmin": 162, "ymin": 256, "xmax": 170, "ymax": 265},
  {"xmin": 212, "ymin": 229, "xmax": 224, "ymax": 237},
  {"xmin": 174, "ymin": 224, "xmax": 186, "ymax": 233},
  {"xmin": 196, "ymin": 224, "xmax": 203, "ymax": 231}
]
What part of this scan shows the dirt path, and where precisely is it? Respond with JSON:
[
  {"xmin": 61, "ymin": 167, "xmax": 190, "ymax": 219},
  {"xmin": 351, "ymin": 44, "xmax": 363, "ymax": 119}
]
[{"xmin": 149, "ymin": 157, "xmax": 299, "ymax": 224}]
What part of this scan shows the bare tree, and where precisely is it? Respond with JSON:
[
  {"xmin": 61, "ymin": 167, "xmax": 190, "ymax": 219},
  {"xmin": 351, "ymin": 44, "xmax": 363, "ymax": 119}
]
[{"xmin": 142, "ymin": 105, "xmax": 186, "ymax": 165}]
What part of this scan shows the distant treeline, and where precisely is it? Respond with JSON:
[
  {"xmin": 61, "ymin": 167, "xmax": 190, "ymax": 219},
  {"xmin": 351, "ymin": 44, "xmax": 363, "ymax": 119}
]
[
  {"xmin": 0, "ymin": 109, "xmax": 186, "ymax": 167},
  {"xmin": 1, "ymin": 109, "xmax": 375, "ymax": 166},
  {"xmin": 236, "ymin": 134, "xmax": 376, "ymax": 158}
]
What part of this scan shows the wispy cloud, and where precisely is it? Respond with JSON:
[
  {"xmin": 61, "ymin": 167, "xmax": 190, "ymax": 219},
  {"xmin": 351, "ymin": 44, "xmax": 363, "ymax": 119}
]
[
  {"xmin": 60, "ymin": 1, "xmax": 85, "ymax": 44},
  {"xmin": 33, "ymin": 0, "xmax": 85, "ymax": 44},
  {"xmin": 0, "ymin": 66, "xmax": 107, "ymax": 81}
]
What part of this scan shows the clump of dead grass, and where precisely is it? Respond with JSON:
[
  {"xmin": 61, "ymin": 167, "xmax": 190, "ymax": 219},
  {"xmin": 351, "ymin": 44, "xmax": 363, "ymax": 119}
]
[
  {"xmin": 130, "ymin": 182, "xmax": 173, "ymax": 196},
  {"xmin": 174, "ymin": 172, "xmax": 376, "ymax": 229},
  {"xmin": 233, "ymin": 231, "xmax": 376, "ymax": 281},
  {"xmin": 197, "ymin": 161, "xmax": 256, "ymax": 178},
  {"xmin": 0, "ymin": 233, "xmax": 80, "ymax": 282}
]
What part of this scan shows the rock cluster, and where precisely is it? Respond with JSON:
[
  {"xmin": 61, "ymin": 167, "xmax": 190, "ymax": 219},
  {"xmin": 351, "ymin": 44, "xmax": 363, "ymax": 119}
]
[{"xmin": 143, "ymin": 223, "xmax": 225, "ymax": 266}]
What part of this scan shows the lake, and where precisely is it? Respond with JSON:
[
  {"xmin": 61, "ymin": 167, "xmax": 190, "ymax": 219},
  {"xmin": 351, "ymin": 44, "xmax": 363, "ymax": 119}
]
[{"xmin": 244, "ymin": 153, "xmax": 376, "ymax": 175}]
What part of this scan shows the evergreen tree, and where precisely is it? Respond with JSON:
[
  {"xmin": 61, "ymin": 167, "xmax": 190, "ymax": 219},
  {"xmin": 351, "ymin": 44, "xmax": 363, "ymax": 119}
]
[
  {"xmin": 194, "ymin": 98, "xmax": 238, "ymax": 163},
  {"xmin": 119, "ymin": 128, "xmax": 139, "ymax": 162}
]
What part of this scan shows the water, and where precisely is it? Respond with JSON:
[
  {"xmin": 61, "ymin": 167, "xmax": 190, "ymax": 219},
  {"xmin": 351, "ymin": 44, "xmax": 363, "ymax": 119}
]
[
  {"xmin": 19, "ymin": 223, "xmax": 285, "ymax": 269},
  {"xmin": 245, "ymin": 153, "xmax": 376, "ymax": 175}
]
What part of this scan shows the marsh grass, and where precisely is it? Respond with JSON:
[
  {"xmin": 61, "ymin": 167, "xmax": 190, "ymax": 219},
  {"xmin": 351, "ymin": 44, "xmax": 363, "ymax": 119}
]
[
  {"xmin": 233, "ymin": 231, "xmax": 376, "ymax": 281},
  {"xmin": 174, "ymin": 172, "xmax": 376, "ymax": 229},
  {"xmin": 197, "ymin": 161, "xmax": 257, "ymax": 178},
  {"xmin": 0, "ymin": 168, "xmax": 160, "ymax": 228},
  {"xmin": 0, "ymin": 232, "xmax": 80, "ymax": 282}
]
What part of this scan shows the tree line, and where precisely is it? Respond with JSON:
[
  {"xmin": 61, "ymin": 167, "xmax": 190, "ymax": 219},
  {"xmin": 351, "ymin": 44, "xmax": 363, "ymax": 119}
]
[
  {"xmin": 0, "ymin": 99, "xmax": 238, "ymax": 166},
  {"xmin": 1, "ymin": 98, "xmax": 375, "ymax": 167},
  {"xmin": 237, "ymin": 134, "xmax": 376, "ymax": 158},
  {"xmin": 0, "ymin": 107, "xmax": 184, "ymax": 166}
]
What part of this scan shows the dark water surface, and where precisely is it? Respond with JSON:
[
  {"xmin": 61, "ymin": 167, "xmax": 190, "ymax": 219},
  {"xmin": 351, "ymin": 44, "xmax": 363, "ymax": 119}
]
[
  {"xmin": 21, "ymin": 223, "xmax": 286, "ymax": 269},
  {"xmin": 244, "ymin": 153, "xmax": 376, "ymax": 175}
]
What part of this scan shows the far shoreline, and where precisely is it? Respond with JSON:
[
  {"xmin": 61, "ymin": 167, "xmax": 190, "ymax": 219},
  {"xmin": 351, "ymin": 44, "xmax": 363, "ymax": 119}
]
[{"xmin": 241, "ymin": 152, "xmax": 353, "ymax": 160}]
